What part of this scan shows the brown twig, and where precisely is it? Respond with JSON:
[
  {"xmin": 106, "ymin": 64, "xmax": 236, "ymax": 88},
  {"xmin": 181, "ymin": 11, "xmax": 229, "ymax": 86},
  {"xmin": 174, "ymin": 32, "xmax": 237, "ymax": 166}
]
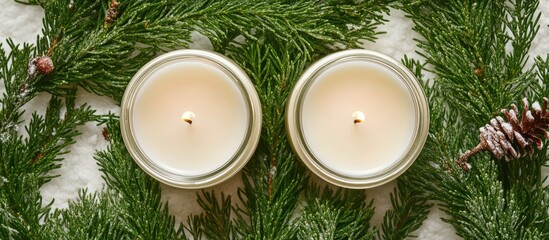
[
  {"xmin": 457, "ymin": 139, "xmax": 487, "ymax": 172},
  {"xmin": 46, "ymin": 37, "xmax": 59, "ymax": 57}
]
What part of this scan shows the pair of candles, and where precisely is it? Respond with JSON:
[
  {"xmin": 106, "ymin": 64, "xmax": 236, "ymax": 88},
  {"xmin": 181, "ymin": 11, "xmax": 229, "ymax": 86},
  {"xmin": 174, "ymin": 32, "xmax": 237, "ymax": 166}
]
[{"xmin": 120, "ymin": 50, "xmax": 429, "ymax": 189}]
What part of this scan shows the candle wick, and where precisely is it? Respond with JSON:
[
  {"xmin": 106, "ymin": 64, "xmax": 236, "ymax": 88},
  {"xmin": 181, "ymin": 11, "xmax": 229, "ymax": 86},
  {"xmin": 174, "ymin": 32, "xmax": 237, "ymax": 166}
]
[
  {"xmin": 182, "ymin": 111, "xmax": 196, "ymax": 125},
  {"xmin": 352, "ymin": 111, "xmax": 365, "ymax": 124}
]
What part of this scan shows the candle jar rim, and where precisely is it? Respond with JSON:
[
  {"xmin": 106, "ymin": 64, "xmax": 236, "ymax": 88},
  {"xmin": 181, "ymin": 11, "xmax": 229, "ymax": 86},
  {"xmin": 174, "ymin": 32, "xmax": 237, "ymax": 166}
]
[
  {"xmin": 286, "ymin": 49, "xmax": 429, "ymax": 189},
  {"xmin": 121, "ymin": 49, "xmax": 262, "ymax": 189}
]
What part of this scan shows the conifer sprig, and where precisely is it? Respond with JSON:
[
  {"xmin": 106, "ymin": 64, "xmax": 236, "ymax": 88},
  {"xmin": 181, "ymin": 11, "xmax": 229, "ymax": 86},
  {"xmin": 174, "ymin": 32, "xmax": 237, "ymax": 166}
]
[
  {"xmin": 294, "ymin": 184, "xmax": 376, "ymax": 240},
  {"xmin": 377, "ymin": 182, "xmax": 431, "ymax": 240},
  {"xmin": 403, "ymin": 0, "xmax": 539, "ymax": 126},
  {"xmin": 186, "ymin": 190, "xmax": 233, "ymax": 240},
  {"xmin": 41, "ymin": 190, "xmax": 127, "ymax": 239},
  {"xmin": 0, "ymin": 90, "xmax": 96, "ymax": 239},
  {"xmin": 399, "ymin": 0, "xmax": 549, "ymax": 239},
  {"xmin": 94, "ymin": 119, "xmax": 184, "ymax": 239},
  {"xmin": 0, "ymin": 40, "xmax": 39, "ymax": 136},
  {"xmin": 30, "ymin": 0, "xmax": 392, "ymax": 102},
  {"xmin": 228, "ymin": 39, "xmax": 310, "ymax": 239}
]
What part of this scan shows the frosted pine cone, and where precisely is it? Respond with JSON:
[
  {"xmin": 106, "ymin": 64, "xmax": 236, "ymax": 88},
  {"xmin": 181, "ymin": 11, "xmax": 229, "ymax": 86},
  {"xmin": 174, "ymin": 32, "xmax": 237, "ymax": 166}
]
[
  {"xmin": 31, "ymin": 56, "xmax": 54, "ymax": 75},
  {"xmin": 457, "ymin": 98, "xmax": 549, "ymax": 171}
]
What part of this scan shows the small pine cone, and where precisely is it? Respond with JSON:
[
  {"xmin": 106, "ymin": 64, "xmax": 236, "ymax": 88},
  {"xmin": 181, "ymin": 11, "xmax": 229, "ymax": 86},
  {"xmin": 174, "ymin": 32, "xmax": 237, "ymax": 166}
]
[
  {"xmin": 104, "ymin": 0, "xmax": 120, "ymax": 27},
  {"xmin": 31, "ymin": 56, "xmax": 54, "ymax": 75},
  {"xmin": 102, "ymin": 128, "xmax": 111, "ymax": 141},
  {"xmin": 457, "ymin": 98, "xmax": 549, "ymax": 171}
]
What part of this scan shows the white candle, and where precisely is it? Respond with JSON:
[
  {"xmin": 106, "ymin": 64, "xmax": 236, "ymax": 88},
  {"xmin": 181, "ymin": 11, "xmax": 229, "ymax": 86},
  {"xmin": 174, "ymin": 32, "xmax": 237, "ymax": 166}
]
[
  {"xmin": 121, "ymin": 50, "xmax": 261, "ymax": 188},
  {"xmin": 287, "ymin": 50, "xmax": 429, "ymax": 188},
  {"xmin": 132, "ymin": 61, "xmax": 248, "ymax": 175},
  {"xmin": 300, "ymin": 61, "xmax": 415, "ymax": 176}
]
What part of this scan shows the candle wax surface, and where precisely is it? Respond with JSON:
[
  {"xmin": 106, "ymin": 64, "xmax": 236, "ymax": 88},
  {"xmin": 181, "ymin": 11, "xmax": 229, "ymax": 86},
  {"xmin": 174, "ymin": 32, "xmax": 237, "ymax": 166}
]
[
  {"xmin": 132, "ymin": 61, "xmax": 249, "ymax": 176},
  {"xmin": 301, "ymin": 61, "xmax": 416, "ymax": 176}
]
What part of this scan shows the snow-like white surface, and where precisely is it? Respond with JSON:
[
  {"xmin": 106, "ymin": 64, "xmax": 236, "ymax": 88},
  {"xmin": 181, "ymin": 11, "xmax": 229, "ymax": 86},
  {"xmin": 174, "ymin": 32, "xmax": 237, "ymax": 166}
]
[{"xmin": 1, "ymin": 1, "xmax": 548, "ymax": 239}]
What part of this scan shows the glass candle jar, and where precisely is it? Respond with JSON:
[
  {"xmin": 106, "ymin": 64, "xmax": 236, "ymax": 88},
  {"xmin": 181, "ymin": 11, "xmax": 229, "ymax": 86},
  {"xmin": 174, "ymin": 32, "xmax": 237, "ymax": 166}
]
[
  {"xmin": 121, "ymin": 50, "xmax": 262, "ymax": 189},
  {"xmin": 286, "ymin": 50, "xmax": 429, "ymax": 189}
]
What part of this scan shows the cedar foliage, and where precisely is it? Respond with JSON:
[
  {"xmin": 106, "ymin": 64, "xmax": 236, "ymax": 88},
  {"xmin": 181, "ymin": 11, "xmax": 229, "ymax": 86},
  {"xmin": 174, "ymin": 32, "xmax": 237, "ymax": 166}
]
[
  {"xmin": 391, "ymin": 0, "xmax": 549, "ymax": 239},
  {"xmin": 0, "ymin": 0, "xmax": 548, "ymax": 239}
]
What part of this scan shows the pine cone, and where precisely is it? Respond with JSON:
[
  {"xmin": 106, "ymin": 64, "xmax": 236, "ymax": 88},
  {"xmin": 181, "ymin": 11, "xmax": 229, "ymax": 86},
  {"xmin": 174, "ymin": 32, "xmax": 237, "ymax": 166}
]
[
  {"xmin": 30, "ymin": 56, "xmax": 54, "ymax": 75},
  {"xmin": 457, "ymin": 97, "xmax": 549, "ymax": 171},
  {"xmin": 104, "ymin": 0, "xmax": 120, "ymax": 27}
]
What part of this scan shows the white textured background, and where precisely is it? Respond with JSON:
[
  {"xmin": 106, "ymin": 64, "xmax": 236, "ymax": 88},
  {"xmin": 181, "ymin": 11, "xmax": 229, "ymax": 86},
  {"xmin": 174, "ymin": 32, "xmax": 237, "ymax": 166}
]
[{"xmin": 1, "ymin": 1, "xmax": 548, "ymax": 239}]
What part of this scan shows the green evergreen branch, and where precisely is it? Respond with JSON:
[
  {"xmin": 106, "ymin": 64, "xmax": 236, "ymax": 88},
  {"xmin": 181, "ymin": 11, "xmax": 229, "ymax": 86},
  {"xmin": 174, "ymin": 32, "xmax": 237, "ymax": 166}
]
[
  {"xmin": 188, "ymin": 0, "xmax": 392, "ymax": 53},
  {"xmin": 36, "ymin": 0, "xmax": 187, "ymax": 101},
  {"xmin": 185, "ymin": 190, "xmax": 233, "ymax": 240},
  {"xmin": 28, "ymin": 0, "xmax": 392, "ymax": 102},
  {"xmin": 0, "ymin": 88, "xmax": 96, "ymax": 238},
  {"xmin": 295, "ymin": 184, "xmax": 376, "ymax": 240},
  {"xmin": 377, "ymin": 182, "xmax": 431, "ymax": 240},
  {"xmin": 402, "ymin": 0, "xmax": 538, "ymax": 126},
  {"xmin": 533, "ymin": 55, "xmax": 549, "ymax": 98},
  {"xmin": 94, "ymin": 119, "xmax": 184, "ymax": 239},
  {"xmin": 0, "ymin": 40, "xmax": 39, "ymax": 136},
  {"xmin": 13, "ymin": 0, "xmax": 43, "ymax": 6},
  {"xmin": 227, "ymin": 38, "xmax": 309, "ymax": 239},
  {"xmin": 399, "ymin": 0, "xmax": 549, "ymax": 239},
  {"xmin": 41, "ymin": 190, "xmax": 128, "ymax": 239}
]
